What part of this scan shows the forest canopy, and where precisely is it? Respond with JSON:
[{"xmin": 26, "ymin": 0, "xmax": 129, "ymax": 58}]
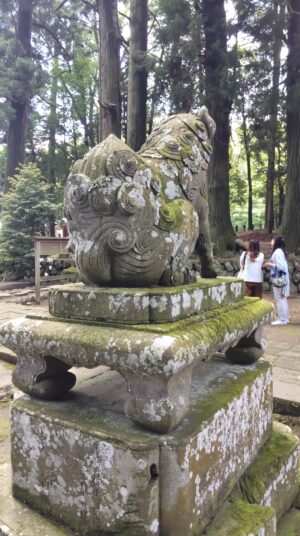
[{"xmin": 0, "ymin": 0, "xmax": 299, "ymax": 254}]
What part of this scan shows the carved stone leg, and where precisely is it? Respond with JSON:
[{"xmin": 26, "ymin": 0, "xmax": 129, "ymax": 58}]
[
  {"xmin": 13, "ymin": 353, "xmax": 76, "ymax": 400},
  {"xmin": 194, "ymin": 198, "xmax": 218, "ymax": 278},
  {"xmin": 123, "ymin": 367, "xmax": 193, "ymax": 433},
  {"xmin": 225, "ymin": 326, "xmax": 266, "ymax": 365}
]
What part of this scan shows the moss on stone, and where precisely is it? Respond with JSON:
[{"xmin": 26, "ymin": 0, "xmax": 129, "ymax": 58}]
[
  {"xmin": 31, "ymin": 296, "xmax": 272, "ymax": 339},
  {"xmin": 12, "ymin": 398, "xmax": 158, "ymax": 449},
  {"xmin": 204, "ymin": 499, "xmax": 275, "ymax": 535},
  {"xmin": 172, "ymin": 361, "xmax": 271, "ymax": 441},
  {"xmin": 233, "ymin": 421, "xmax": 298, "ymax": 506},
  {"xmin": 277, "ymin": 508, "xmax": 300, "ymax": 536}
]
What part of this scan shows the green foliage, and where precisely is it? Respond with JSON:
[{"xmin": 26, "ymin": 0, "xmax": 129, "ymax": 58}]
[
  {"xmin": 150, "ymin": 0, "xmax": 204, "ymax": 114},
  {"xmin": 0, "ymin": 163, "xmax": 55, "ymax": 279}
]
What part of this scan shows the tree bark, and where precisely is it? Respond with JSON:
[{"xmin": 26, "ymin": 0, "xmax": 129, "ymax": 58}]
[
  {"xmin": 98, "ymin": 0, "xmax": 121, "ymax": 140},
  {"xmin": 265, "ymin": 0, "xmax": 283, "ymax": 234},
  {"xmin": 47, "ymin": 45, "xmax": 59, "ymax": 237},
  {"xmin": 4, "ymin": 0, "xmax": 33, "ymax": 190},
  {"xmin": 281, "ymin": 0, "xmax": 300, "ymax": 253},
  {"xmin": 127, "ymin": 0, "xmax": 148, "ymax": 150},
  {"xmin": 202, "ymin": 0, "xmax": 235, "ymax": 253},
  {"xmin": 241, "ymin": 102, "xmax": 253, "ymax": 231}
]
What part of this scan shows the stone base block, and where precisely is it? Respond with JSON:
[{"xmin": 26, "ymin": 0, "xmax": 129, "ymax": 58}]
[
  {"xmin": 11, "ymin": 358, "xmax": 272, "ymax": 535},
  {"xmin": 48, "ymin": 277, "xmax": 243, "ymax": 324}
]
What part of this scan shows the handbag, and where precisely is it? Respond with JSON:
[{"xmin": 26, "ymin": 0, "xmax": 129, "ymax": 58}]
[{"xmin": 271, "ymin": 267, "xmax": 288, "ymax": 288}]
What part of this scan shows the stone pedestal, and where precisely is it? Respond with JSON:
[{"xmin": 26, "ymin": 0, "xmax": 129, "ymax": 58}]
[
  {"xmin": 1, "ymin": 278, "xmax": 272, "ymax": 433},
  {"xmin": 2, "ymin": 277, "xmax": 297, "ymax": 535}
]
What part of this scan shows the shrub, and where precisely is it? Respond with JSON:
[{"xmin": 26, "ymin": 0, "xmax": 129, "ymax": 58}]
[{"xmin": 0, "ymin": 163, "xmax": 55, "ymax": 279}]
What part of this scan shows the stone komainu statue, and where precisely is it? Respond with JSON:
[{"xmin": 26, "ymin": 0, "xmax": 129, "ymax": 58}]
[{"xmin": 65, "ymin": 107, "xmax": 217, "ymax": 287}]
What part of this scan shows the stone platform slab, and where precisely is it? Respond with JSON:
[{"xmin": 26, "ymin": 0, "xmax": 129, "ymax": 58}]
[
  {"xmin": 10, "ymin": 357, "xmax": 272, "ymax": 536},
  {"xmin": 48, "ymin": 277, "xmax": 243, "ymax": 324},
  {"xmin": 0, "ymin": 297, "xmax": 273, "ymax": 432}
]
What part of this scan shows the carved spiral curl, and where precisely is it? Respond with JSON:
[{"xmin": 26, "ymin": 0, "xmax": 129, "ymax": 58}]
[
  {"xmin": 89, "ymin": 176, "xmax": 121, "ymax": 216},
  {"xmin": 177, "ymin": 129, "xmax": 197, "ymax": 147},
  {"xmin": 66, "ymin": 174, "xmax": 89, "ymax": 209},
  {"xmin": 108, "ymin": 223, "xmax": 136, "ymax": 253},
  {"xmin": 117, "ymin": 183, "xmax": 146, "ymax": 215},
  {"xmin": 135, "ymin": 228, "xmax": 157, "ymax": 254},
  {"xmin": 106, "ymin": 150, "xmax": 140, "ymax": 180},
  {"xmin": 157, "ymin": 137, "xmax": 182, "ymax": 161}
]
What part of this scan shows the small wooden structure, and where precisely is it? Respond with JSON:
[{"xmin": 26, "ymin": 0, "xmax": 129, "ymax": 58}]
[{"xmin": 34, "ymin": 237, "xmax": 69, "ymax": 303}]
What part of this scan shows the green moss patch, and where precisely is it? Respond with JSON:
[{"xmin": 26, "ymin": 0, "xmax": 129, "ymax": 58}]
[
  {"xmin": 204, "ymin": 499, "xmax": 275, "ymax": 535},
  {"xmin": 233, "ymin": 421, "xmax": 298, "ymax": 506},
  {"xmin": 278, "ymin": 508, "xmax": 300, "ymax": 536}
]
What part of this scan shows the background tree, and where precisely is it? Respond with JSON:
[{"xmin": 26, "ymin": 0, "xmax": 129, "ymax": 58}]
[
  {"xmin": 281, "ymin": 0, "xmax": 300, "ymax": 253},
  {"xmin": 203, "ymin": 0, "xmax": 235, "ymax": 253},
  {"xmin": 3, "ymin": 0, "xmax": 34, "ymax": 190},
  {"xmin": 98, "ymin": 0, "xmax": 121, "ymax": 139},
  {"xmin": 127, "ymin": 0, "xmax": 148, "ymax": 150}
]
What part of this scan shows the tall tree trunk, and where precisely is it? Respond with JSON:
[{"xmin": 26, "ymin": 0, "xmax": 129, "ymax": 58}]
[
  {"xmin": 47, "ymin": 45, "xmax": 59, "ymax": 237},
  {"xmin": 265, "ymin": 0, "xmax": 283, "ymax": 234},
  {"xmin": 4, "ymin": 0, "xmax": 33, "ymax": 190},
  {"xmin": 281, "ymin": 0, "xmax": 300, "ymax": 253},
  {"xmin": 241, "ymin": 102, "xmax": 253, "ymax": 230},
  {"xmin": 203, "ymin": 0, "xmax": 235, "ymax": 253},
  {"xmin": 127, "ymin": 0, "xmax": 148, "ymax": 150},
  {"xmin": 98, "ymin": 0, "xmax": 121, "ymax": 140}
]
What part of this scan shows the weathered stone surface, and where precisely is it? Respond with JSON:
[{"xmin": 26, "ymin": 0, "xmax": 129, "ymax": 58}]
[
  {"xmin": 159, "ymin": 359, "xmax": 273, "ymax": 535},
  {"xmin": 48, "ymin": 277, "xmax": 243, "ymax": 324},
  {"xmin": 0, "ymin": 297, "xmax": 273, "ymax": 432},
  {"xmin": 0, "ymin": 462, "xmax": 73, "ymax": 536},
  {"xmin": 65, "ymin": 109, "xmax": 217, "ymax": 287},
  {"xmin": 9, "ymin": 358, "xmax": 272, "ymax": 536},
  {"xmin": 203, "ymin": 500, "xmax": 276, "ymax": 536},
  {"xmin": 233, "ymin": 421, "xmax": 299, "ymax": 520}
]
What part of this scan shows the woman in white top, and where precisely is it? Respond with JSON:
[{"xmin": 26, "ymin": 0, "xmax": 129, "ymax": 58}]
[
  {"xmin": 240, "ymin": 239, "xmax": 264, "ymax": 298},
  {"xmin": 264, "ymin": 235, "xmax": 289, "ymax": 326}
]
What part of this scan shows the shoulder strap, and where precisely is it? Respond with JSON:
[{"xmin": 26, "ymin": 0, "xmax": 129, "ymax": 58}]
[{"xmin": 242, "ymin": 251, "xmax": 246, "ymax": 268}]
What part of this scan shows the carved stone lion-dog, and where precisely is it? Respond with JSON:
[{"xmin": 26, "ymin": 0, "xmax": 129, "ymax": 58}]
[{"xmin": 65, "ymin": 106, "xmax": 217, "ymax": 287}]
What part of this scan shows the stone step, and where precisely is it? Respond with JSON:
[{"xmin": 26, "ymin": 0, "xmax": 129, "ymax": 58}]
[
  {"xmin": 232, "ymin": 420, "xmax": 299, "ymax": 520},
  {"xmin": 203, "ymin": 500, "xmax": 276, "ymax": 536},
  {"xmin": 277, "ymin": 507, "xmax": 300, "ymax": 535},
  {"xmin": 203, "ymin": 421, "xmax": 299, "ymax": 535}
]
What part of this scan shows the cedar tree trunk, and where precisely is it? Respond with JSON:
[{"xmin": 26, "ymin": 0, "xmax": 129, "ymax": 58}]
[
  {"xmin": 203, "ymin": 0, "xmax": 235, "ymax": 253},
  {"xmin": 4, "ymin": 0, "xmax": 33, "ymax": 190},
  {"xmin": 281, "ymin": 0, "xmax": 300, "ymax": 253},
  {"xmin": 127, "ymin": 0, "xmax": 148, "ymax": 150},
  {"xmin": 98, "ymin": 0, "xmax": 121, "ymax": 140}
]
